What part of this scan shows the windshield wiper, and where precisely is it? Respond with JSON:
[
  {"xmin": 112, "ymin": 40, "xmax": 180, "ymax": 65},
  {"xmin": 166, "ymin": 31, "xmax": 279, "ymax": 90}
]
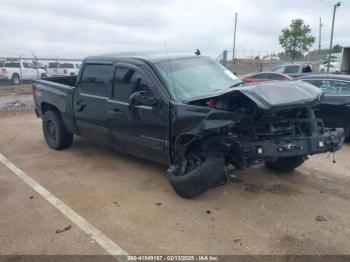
[{"xmin": 229, "ymin": 82, "xmax": 244, "ymax": 88}]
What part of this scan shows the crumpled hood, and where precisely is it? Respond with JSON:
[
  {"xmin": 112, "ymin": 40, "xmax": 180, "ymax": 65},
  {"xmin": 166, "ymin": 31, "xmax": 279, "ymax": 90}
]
[
  {"xmin": 238, "ymin": 80, "xmax": 322, "ymax": 111},
  {"xmin": 188, "ymin": 80, "xmax": 322, "ymax": 111}
]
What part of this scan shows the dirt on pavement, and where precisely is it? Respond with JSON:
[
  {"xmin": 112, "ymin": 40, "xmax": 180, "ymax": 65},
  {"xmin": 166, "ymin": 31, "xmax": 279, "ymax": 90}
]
[
  {"xmin": 0, "ymin": 113, "xmax": 350, "ymax": 256},
  {"xmin": 0, "ymin": 84, "xmax": 34, "ymax": 117}
]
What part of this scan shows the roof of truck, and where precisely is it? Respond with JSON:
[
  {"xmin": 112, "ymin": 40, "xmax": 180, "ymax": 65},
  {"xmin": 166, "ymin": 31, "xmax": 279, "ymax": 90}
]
[{"xmin": 84, "ymin": 52, "xmax": 200, "ymax": 64}]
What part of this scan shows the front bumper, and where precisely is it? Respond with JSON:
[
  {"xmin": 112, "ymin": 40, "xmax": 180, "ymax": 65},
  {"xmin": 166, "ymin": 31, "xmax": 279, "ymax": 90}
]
[{"xmin": 241, "ymin": 128, "xmax": 345, "ymax": 159}]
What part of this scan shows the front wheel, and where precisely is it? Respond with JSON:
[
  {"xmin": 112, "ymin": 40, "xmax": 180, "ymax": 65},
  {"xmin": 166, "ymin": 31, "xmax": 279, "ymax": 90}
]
[
  {"xmin": 12, "ymin": 74, "xmax": 20, "ymax": 85},
  {"xmin": 168, "ymin": 153, "xmax": 226, "ymax": 198},
  {"xmin": 265, "ymin": 156, "xmax": 306, "ymax": 172},
  {"xmin": 43, "ymin": 110, "xmax": 73, "ymax": 150}
]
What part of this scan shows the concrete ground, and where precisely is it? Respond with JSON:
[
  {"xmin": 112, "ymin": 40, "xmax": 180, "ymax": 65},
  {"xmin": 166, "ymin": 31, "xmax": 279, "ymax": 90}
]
[
  {"xmin": 0, "ymin": 113, "xmax": 350, "ymax": 256},
  {"xmin": 0, "ymin": 84, "xmax": 33, "ymax": 117}
]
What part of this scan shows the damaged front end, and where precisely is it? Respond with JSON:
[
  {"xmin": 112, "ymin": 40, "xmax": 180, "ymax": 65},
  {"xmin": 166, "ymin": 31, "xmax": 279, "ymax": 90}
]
[{"xmin": 168, "ymin": 81, "xmax": 345, "ymax": 197}]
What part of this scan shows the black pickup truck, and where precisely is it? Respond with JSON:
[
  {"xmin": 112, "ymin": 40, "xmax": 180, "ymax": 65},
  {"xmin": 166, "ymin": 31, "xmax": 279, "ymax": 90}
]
[{"xmin": 33, "ymin": 53, "xmax": 344, "ymax": 198}]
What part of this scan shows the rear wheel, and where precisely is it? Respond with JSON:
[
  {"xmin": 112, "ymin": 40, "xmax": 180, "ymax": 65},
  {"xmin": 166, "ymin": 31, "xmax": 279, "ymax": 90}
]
[
  {"xmin": 43, "ymin": 110, "xmax": 73, "ymax": 150},
  {"xmin": 265, "ymin": 156, "xmax": 305, "ymax": 172}
]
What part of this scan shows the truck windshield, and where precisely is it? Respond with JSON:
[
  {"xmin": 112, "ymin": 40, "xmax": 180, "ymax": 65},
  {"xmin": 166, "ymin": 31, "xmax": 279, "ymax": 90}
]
[{"xmin": 155, "ymin": 57, "xmax": 242, "ymax": 101}]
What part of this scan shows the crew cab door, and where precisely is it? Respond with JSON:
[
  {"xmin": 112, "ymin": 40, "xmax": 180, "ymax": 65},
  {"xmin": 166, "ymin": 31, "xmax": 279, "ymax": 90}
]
[
  {"xmin": 74, "ymin": 63, "xmax": 114, "ymax": 146},
  {"xmin": 107, "ymin": 64, "xmax": 170, "ymax": 164}
]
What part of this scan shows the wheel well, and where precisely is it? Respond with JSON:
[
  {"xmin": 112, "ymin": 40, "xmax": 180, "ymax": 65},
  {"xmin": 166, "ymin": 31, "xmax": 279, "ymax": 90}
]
[
  {"xmin": 345, "ymin": 124, "xmax": 350, "ymax": 140},
  {"xmin": 12, "ymin": 73, "xmax": 20, "ymax": 79},
  {"xmin": 41, "ymin": 102, "xmax": 60, "ymax": 115}
]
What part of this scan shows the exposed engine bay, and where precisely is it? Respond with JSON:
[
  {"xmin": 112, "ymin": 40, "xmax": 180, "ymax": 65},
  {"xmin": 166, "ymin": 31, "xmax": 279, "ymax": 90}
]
[{"xmin": 168, "ymin": 81, "xmax": 345, "ymax": 197}]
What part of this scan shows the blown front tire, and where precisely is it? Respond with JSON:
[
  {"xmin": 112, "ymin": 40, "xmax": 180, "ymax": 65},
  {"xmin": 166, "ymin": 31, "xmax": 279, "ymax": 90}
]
[{"xmin": 168, "ymin": 154, "xmax": 226, "ymax": 198}]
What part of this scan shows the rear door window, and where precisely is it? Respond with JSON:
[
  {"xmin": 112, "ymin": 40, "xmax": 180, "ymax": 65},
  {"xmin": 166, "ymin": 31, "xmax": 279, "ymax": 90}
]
[
  {"xmin": 81, "ymin": 64, "xmax": 114, "ymax": 96},
  {"xmin": 59, "ymin": 63, "xmax": 74, "ymax": 69},
  {"xmin": 251, "ymin": 74, "xmax": 266, "ymax": 79},
  {"xmin": 252, "ymin": 73, "xmax": 285, "ymax": 80},
  {"xmin": 269, "ymin": 74, "xmax": 286, "ymax": 80},
  {"xmin": 272, "ymin": 66, "xmax": 285, "ymax": 73},
  {"xmin": 23, "ymin": 62, "xmax": 35, "ymax": 69},
  {"xmin": 112, "ymin": 67, "xmax": 152, "ymax": 102},
  {"xmin": 284, "ymin": 65, "xmax": 299, "ymax": 74},
  {"xmin": 5, "ymin": 62, "xmax": 20, "ymax": 68},
  {"xmin": 48, "ymin": 63, "xmax": 59, "ymax": 68}
]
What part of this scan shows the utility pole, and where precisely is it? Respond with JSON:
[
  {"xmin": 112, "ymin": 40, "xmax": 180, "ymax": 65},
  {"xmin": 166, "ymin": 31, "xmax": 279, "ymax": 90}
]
[
  {"xmin": 318, "ymin": 17, "xmax": 323, "ymax": 51},
  {"xmin": 327, "ymin": 2, "xmax": 341, "ymax": 73},
  {"xmin": 232, "ymin": 12, "xmax": 237, "ymax": 61}
]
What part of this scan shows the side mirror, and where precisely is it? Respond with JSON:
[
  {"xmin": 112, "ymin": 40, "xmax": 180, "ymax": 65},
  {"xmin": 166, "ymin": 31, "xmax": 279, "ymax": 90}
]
[{"xmin": 129, "ymin": 91, "xmax": 160, "ymax": 107}]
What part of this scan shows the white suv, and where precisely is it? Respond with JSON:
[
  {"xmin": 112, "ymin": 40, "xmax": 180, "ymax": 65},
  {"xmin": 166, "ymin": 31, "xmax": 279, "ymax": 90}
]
[{"xmin": 2, "ymin": 61, "xmax": 47, "ymax": 84}]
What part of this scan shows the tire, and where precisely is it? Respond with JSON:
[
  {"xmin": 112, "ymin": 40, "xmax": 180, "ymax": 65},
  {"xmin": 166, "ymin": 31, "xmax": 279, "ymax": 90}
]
[
  {"xmin": 41, "ymin": 73, "xmax": 47, "ymax": 78},
  {"xmin": 12, "ymin": 74, "xmax": 20, "ymax": 85},
  {"xmin": 42, "ymin": 110, "xmax": 73, "ymax": 150},
  {"xmin": 265, "ymin": 156, "xmax": 305, "ymax": 172},
  {"xmin": 345, "ymin": 124, "xmax": 350, "ymax": 142},
  {"xmin": 168, "ymin": 154, "xmax": 226, "ymax": 198}
]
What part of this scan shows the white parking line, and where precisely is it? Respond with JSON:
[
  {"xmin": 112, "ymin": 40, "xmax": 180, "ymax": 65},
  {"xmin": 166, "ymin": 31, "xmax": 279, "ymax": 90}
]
[{"xmin": 0, "ymin": 153, "xmax": 128, "ymax": 258}]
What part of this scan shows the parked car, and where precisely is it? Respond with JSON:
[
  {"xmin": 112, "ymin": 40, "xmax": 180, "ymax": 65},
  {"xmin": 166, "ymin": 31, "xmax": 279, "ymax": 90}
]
[
  {"xmin": 3, "ymin": 60, "xmax": 47, "ymax": 84},
  {"xmin": 58, "ymin": 62, "xmax": 80, "ymax": 76},
  {"xmin": 297, "ymin": 75, "xmax": 350, "ymax": 139},
  {"xmin": 272, "ymin": 64, "xmax": 313, "ymax": 78},
  {"xmin": 33, "ymin": 54, "xmax": 344, "ymax": 198},
  {"xmin": 241, "ymin": 72, "xmax": 292, "ymax": 84},
  {"xmin": 319, "ymin": 62, "xmax": 340, "ymax": 74}
]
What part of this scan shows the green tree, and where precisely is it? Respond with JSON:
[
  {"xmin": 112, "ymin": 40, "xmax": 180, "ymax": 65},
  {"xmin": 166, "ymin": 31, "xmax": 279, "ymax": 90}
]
[
  {"xmin": 279, "ymin": 19, "xmax": 315, "ymax": 61},
  {"xmin": 332, "ymin": 44, "xmax": 343, "ymax": 53}
]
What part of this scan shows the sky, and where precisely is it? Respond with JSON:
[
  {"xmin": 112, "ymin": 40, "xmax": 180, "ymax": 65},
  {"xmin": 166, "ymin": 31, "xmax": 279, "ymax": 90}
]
[{"xmin": 0, "ymin": 0, "xmax": 349, "ymax": 59}]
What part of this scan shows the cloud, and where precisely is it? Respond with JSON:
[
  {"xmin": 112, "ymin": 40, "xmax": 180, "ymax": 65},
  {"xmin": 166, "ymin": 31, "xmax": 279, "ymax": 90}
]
[{"xmin": 0, "ymin": 0, "xmax": 348, "ymax": 59}]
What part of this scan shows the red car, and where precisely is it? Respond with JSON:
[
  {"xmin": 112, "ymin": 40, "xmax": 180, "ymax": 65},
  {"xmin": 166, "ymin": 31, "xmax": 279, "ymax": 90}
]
[{"xmin": 242, "ymin": 72, "xmax": 292, "ymax": 84}]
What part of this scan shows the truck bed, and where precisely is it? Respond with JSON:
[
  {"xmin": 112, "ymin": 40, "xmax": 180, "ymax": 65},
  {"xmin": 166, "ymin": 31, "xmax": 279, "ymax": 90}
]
[
  {"xmin": 42, "ymin": 75, "xmax": 77, "ymax": 86},
  {"xmin": 33, "ymin": 76, "xmax": 77, "ymax": 135}
]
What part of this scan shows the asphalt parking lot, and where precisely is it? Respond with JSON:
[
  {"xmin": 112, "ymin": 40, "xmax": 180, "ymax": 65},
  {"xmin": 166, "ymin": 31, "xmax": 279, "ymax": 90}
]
[{"xmin": 1, "ymin": 112, "xmax": 350, "ymax": 256}]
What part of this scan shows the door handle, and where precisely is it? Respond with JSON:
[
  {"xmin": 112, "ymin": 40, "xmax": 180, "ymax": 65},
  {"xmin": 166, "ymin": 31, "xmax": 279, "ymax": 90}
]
[
  {"xmin": 76, "ymin": 100, "xmax": 86, "ymax": 112},
  {"xmin": 109, "ymin": 108, "xmax": 124, "ymax": 117}
]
